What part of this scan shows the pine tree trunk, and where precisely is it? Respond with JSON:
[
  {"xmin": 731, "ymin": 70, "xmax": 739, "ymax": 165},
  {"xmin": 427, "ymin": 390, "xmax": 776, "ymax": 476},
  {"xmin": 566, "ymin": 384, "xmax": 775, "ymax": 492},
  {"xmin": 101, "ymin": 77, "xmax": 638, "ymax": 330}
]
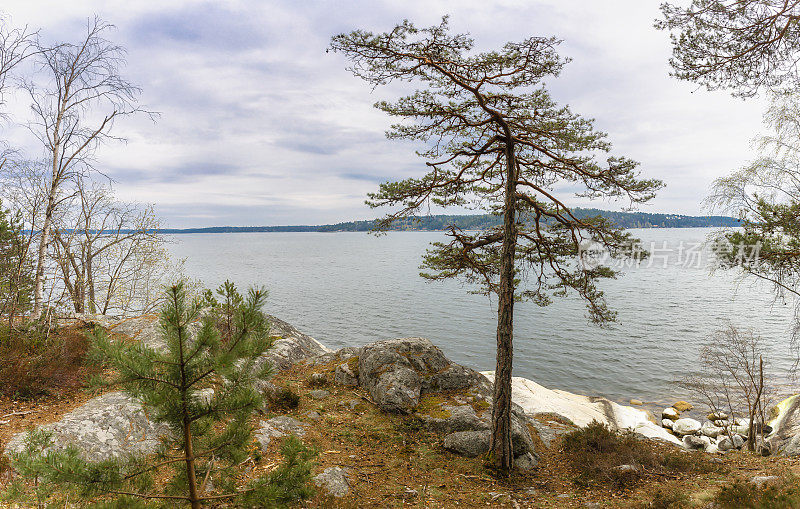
[
  {"xmin": 183, "ymin": 417, "xmax": 201, "ymax": 509},
  {"xmin": 174, "ymin": 298, "xmax": 202, "ymax": 508},
  {"xmin": 488, "ymin": 137, "xmax": 517, "ymax": 474}
]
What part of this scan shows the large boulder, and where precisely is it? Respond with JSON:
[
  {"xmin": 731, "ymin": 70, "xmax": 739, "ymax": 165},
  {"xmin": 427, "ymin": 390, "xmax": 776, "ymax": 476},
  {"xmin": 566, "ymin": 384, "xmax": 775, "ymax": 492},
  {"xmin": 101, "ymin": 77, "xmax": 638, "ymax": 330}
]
[
  {"xmin": 358, "ymin": 338, "xmax": 490, "ymax": 413},
  {"xmin": 443, "ymin": 427, "xmax": 535, "ymax": 459},
  {"xmin": 418, "ymin": 404, "xmax": 489, "ymax": 434},
  {"xmin": 4, "ymin": 392, "xmax": 168, "ymax": 462},
  {"xmin": 443, "ymin": 431, "xmax": 492, "ymax": 458}
]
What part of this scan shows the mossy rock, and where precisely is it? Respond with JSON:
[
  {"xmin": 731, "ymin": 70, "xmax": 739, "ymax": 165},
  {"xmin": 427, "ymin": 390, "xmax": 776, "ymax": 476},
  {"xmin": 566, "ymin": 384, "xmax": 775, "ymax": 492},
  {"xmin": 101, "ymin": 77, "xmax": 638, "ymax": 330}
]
[{"xmin": 415, "ymin": 394, "xmax": 452, "ymax": 419}]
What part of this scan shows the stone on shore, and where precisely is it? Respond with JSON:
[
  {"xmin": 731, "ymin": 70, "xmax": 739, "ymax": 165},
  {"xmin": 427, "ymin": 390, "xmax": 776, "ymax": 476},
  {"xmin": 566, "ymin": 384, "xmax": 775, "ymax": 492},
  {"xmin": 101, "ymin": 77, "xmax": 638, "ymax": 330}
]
[
  {"xmin": 701, "ymin": 422, "xmax": 724, "ymax": 438},
  {"xmin": 662, "ymin": 407, "xmax": 680, "ymax": 420},
  {"xmin": 683, "ymin": 434, "xmax": 711, "ymax": 450},
  {"xmin": 672, "ymin": 418, "xmax": 702, "ymax": 436}
]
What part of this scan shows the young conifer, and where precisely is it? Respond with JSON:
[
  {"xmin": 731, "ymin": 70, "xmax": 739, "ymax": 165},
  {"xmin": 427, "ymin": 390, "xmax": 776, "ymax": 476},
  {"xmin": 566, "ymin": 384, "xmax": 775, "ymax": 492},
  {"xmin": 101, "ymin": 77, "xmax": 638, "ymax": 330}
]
[{"xmin": 5, "ymin": 281, "xmax": 315, "ymax": 508}]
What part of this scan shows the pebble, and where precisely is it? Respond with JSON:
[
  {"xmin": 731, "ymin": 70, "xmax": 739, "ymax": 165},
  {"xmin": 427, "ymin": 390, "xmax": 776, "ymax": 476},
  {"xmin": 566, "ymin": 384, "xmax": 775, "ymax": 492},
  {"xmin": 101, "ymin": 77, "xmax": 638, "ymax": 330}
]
[
  {"xmin": 662, "ymin": 407, "xmax": 680, "ymax": 420},
  {"xmin": 672, "ymin": 401, "xmax": 693, "ymax": 412}
]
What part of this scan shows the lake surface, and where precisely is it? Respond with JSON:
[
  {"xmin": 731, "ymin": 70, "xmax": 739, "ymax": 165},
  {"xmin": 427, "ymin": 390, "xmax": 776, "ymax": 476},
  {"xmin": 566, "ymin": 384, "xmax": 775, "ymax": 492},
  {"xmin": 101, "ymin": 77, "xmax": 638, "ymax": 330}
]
[{"xmin": 166, "ymin": 228, "xmax": 798, "ymax": 407}]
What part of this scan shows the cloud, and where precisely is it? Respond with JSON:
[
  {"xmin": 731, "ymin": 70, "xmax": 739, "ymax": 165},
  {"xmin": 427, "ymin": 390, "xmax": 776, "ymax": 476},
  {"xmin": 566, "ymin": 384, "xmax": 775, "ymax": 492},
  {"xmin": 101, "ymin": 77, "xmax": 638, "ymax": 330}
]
[
  {"xmin": 129, "ymin": 3, "xmax": 268, "ymax": 50},
  {"xmin": 0, "ymin": 0, "xmax": 769, "ymax": 227}
]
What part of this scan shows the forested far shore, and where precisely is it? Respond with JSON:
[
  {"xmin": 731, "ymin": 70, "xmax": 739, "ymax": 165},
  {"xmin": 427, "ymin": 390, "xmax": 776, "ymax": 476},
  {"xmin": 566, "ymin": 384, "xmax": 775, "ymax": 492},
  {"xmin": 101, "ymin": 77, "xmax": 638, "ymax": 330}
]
[{"xmin": 153, "ymin": 209, "xmax": 740, "ymax": 234}]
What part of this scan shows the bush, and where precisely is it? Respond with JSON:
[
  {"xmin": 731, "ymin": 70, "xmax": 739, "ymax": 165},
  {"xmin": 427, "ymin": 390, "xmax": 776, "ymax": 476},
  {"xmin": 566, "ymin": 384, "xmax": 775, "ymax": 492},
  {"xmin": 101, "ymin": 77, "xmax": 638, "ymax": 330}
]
[
  {"xmin": 561, "ymin": 421, "xmax": 716, "ymax": 488},
  {"xmin": 646, "ymin": 486, "xmax": 690, "ymax": 509},
  {"xmin": 713, "ymin": 478, "xmax": 800, "ymax": 509},
  {"xmin": 269, "ymin": 386, "xmax": 301, "ymax": 412},
  {"xmin": 0, "ymin": 323, "xmax": 94, "ymax": 399}
]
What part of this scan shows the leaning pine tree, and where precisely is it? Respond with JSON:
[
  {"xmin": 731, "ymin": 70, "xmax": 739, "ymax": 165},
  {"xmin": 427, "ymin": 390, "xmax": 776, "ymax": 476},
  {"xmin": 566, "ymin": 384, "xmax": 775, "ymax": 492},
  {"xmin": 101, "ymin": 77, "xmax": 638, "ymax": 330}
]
[
  {"xmin": 5, "ymin": 282, "xmax": 315, "ymax": 508},
  {"xmin": 330, "ymin": 17, "xmax": 663, "ymax": 473}
]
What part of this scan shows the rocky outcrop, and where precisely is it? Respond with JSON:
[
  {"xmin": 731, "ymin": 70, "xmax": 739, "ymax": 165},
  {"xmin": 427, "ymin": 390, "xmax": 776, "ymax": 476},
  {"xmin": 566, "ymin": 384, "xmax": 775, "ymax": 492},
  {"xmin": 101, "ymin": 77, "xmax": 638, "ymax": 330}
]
[
  {"xmin": 319, "ymin": 338, "xmax": 537, "ymax": 464},
  {"xmin": 767, "ymin": 395, "xmax": 800, "ymax": 456},
  {"xmin": 109, "ymin": 315, "xmax": 164, "ymax": 351},
  {"xmin": 486, "ymin": 374, "xmax": 683, "ymax": 447},
  {"xmin": 357, "ymin": 338, "xmax": 491, "ymax": 413},
  {"xmin": 110, "ymin": 314, "xmax": 330, "ymax": 371},
  {"xmin": 5, "ymin": 314, "xmax": 328, "ymax": 463},
  {"xmin": 4, "ymin": 392, "xmax": 168, "ymax": 462},
  {"xmin": 262, "ymin": 315, "xmax": 331, "ymax": 370}
]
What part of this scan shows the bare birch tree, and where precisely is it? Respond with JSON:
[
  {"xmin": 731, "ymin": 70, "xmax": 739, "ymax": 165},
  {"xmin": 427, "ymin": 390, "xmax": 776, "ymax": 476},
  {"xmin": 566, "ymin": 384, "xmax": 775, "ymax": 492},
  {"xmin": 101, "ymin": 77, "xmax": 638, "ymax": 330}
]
[
  {"xmin": 0, "ymin": 14, "xmax": 34, "ymax": 114},
  {"xmin": 24, "ymin": 17, "xmax": 146, "ymax": 319},
  {"xmin": 51, "ymin": 179, "xmax": 164, "ymax": 316},
  {"xmin": 0, "ymin": 15, "xmax": 35, "ymax": 171}
]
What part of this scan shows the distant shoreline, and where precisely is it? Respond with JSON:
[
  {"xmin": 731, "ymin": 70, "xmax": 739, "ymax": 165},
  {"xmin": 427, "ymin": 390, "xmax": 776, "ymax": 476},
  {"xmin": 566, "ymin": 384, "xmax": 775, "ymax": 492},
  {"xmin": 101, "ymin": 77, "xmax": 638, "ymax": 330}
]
[
  {"xmin": 45, "ymin": 210, "xmax": 738, "ymax": 235},
  {"xmin": 157, "ymin": 210, "xmax": 739, "ymax": 234},
  {"xmin": 157, "ymin": 225, "xmax": 732, "ymax": 234}
]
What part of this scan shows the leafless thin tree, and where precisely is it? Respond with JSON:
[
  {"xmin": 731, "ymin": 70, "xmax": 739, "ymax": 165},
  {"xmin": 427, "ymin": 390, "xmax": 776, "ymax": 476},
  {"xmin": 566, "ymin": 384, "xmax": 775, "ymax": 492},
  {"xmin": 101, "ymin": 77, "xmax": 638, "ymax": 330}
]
[
  {"xmin": 52, "ymin": 179, "xmax": 163, "ymax": 316},
  {"xmin": 0, "ymin": 14, "xmax": 36, "ymax": 172},
  {"xmin": 23, "ymin": 17, "xmax": 150, "ymax": 318},
  {"xmin": 678, "ymin": 324, "xmax": 775, "ymax": 452}
]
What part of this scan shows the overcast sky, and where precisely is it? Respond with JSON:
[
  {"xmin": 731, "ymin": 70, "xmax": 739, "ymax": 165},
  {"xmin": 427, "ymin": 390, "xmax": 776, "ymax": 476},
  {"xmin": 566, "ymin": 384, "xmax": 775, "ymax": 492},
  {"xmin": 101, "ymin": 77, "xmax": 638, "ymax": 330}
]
[{"xmin": 1, "ymin": 0, "xmax": 768, "ymax": 227}]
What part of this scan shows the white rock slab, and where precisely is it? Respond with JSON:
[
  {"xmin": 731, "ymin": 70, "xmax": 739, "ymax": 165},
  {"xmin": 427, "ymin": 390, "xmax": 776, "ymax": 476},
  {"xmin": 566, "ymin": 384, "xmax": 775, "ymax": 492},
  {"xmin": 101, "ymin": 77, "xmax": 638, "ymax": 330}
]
[{"xmin": 481, "ymin": 373, "xmax": 683, "ymax": 447}]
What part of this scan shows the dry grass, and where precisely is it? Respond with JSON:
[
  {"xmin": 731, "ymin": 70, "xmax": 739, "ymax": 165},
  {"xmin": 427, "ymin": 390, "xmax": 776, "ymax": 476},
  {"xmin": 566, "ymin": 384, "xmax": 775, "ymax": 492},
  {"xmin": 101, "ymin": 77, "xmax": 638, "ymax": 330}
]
[
  {"xmin": 0, "ymin": 323, "xmax": 99, "ymax": 400},
  {"xmin": 560, "ymin": 421, "xmax": 724, "ymax": 489},
  {"xmin": 2, "ymin": 322, "xmax": 800, "ymax": 507}
]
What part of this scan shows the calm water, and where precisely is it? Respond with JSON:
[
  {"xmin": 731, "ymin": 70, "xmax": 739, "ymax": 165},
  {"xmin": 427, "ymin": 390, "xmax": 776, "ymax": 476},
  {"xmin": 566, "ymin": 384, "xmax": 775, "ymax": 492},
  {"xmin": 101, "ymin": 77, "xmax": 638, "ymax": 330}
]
[{"xmin": 166, "ymin": 228, "xmax": 798, "ymax": 407}]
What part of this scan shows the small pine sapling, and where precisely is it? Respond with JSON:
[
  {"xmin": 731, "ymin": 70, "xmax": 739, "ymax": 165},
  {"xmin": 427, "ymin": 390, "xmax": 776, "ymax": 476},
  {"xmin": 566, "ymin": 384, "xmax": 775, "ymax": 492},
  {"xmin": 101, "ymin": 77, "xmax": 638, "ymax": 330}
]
[{"xmin": 4, "ymin": 281, "xmax": 316, "ymax": 508}]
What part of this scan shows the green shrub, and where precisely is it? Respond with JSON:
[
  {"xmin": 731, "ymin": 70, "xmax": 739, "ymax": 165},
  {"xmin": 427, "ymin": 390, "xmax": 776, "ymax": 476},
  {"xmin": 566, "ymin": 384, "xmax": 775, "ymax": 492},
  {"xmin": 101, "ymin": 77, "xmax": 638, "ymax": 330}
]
[
  {"xmin": 269, "ymin": 386, "xmax": 301, "ymax": 411},
  {"xmin": 713, "ymin": 478, "xmax": 800, "ymax": 509}
]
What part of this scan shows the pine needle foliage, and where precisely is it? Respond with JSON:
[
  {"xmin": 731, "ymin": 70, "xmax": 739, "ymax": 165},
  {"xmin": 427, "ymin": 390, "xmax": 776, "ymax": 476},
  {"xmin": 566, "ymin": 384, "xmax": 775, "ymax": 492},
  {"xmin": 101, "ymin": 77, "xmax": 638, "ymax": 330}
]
[
  {"xmin": 4, "ymin": 281, "xmax": 316, "ymax": 508},
  {"xmin": 329, "ymin": 16, "xmax": 663, "ymax": 473},
  {"xmin": 657, "ymin": 0, "xmax": 800, "ymax": 98},
  {"xmin": 0, "ymin": 199, "xmax": 33, "ymax": 323}
]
